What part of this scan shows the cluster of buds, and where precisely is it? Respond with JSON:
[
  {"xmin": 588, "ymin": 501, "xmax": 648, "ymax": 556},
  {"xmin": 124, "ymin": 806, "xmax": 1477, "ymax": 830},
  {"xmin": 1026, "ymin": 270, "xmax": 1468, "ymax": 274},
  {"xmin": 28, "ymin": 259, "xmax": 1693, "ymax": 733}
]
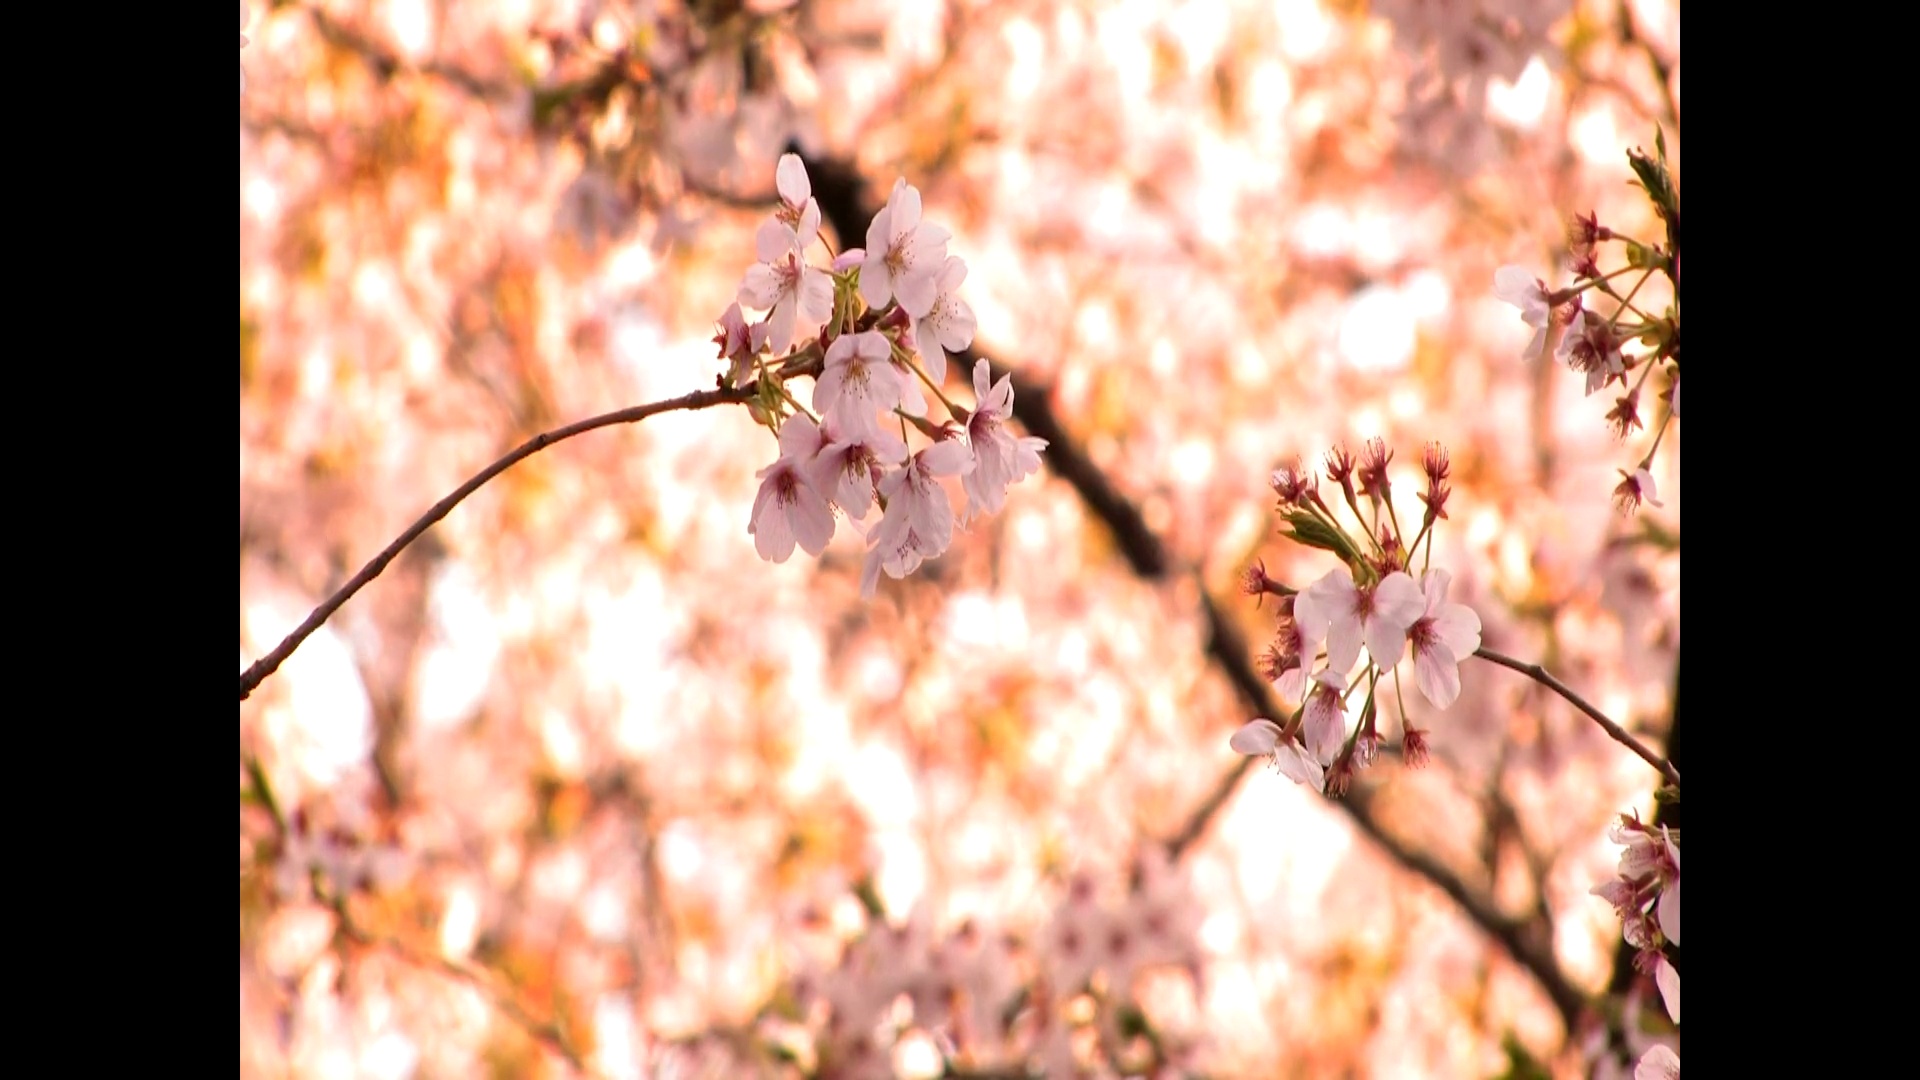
[
  {"xmin": 717, "ymin": 155, "xmax": 1046, "ymax": 598},
  {"xmin": 1492, "ymin": 132, "xmax": 1680, "ymax": 516},
  {"xmin": 1232, "ymin": 439, "xmax": 1481, "ymax": 796}
]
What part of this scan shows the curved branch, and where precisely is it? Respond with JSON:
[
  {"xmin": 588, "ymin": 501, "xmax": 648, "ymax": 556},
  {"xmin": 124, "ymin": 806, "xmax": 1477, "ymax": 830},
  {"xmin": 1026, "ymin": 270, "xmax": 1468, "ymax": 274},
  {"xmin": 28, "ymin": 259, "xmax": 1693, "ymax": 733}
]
[
  {"xmin": 1473, "ymin": 647, "xmax": 1681, "ymax": 789},
  {"xmin": 241, "ymin": 384, "xmax": 755, "ymax": 701}
]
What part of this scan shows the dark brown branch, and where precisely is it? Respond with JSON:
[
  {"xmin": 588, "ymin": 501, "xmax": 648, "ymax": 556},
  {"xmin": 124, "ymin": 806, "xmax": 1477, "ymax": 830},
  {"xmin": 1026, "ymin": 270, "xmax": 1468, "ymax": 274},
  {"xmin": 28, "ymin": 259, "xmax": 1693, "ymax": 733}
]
[
  {"xmin": 797, "ymin": 147, "xmax": 1591, "ymax": 1036},
  {"xmin": 241, "ymin": 385, "xmax": 754, "ymax": 701},
  {"xmin": 1473, "ymin": 648, "xmax": 1681, "ymax": 790}
]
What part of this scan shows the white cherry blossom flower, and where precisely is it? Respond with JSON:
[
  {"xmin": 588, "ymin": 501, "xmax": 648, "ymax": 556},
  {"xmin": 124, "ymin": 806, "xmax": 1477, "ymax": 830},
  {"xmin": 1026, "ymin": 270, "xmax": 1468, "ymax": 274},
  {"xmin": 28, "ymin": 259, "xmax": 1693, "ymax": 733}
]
[
  {"xmin": 861, "ymin": 178, "xmax": 951, "ymax": 318},
  {"xmin": 749, "ymin": 415, "xmax": 835, "ymax": 562},
  {"xmin": 1406, "ymin": 569, "xmax": 1483, "ymax": 709},
  {"xmin": 860, "ymin": 440, "xmax": 973, "ymax": 597},
  {"xmin": 912, "ymin": 255, "xmax": 976, "ymax": 384},
  {"xmin": 959, "ymin": 359, "xmax": 1046, "ymax": 521},
  {"xmin": 1294, "ymin": 569, "xmax": 1425, "ymax": 675},
  {"xmin": 738, "ymin": 221, "xmax": 832, "ymax": 355},
  {"xmin": 1493, "ymin": 264, "xmax": 1553, "ymax": 361},
  {"xmin": 1230, "ymin": 719, "xmax": 1325, "ymax": 791},
  {"xmin": 806, "ymin": 421, "xmax": 907, "ymax": 522},
  {"xmin": 813, "ymin": 331, "xmax": 904, "ymax": 442}
]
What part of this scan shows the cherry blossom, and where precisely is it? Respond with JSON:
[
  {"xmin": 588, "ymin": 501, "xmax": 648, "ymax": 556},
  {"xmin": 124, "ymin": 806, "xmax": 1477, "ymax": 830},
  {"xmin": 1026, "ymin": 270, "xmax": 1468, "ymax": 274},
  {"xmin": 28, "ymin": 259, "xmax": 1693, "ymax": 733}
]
[
  {"xmin": 1300, "ymin": 669, "xmax": 1350, "ymax": 765},
  {"xmin": 1294, "ymin": 569, "xmax": 1425, "ymax": 675},
  {"xmin": 959, "ymin": 359, "xmax": 1046, "ymax": 522},
  {"xmin": 859, "ymin": 440, "xmax": 973, "ymax": 598},
  {"xmin": 712, "ymin": 301, "xmax": 769, "ymax": 389},
  {"xmin": 1492, "ymin": 265, "xmax": 1553, "ymax": 361},
  {"xmin": 1406, "ymin": 569, "xmax": 1483, "ymax": 709},
  {"xmin": 1230, "ymin": 719, "xmax": 1325, "ymax": 791},
  {"xmin": 813, "ymin": 331, "xmax": 905, "ymax": 443},
  {"xmin": 911, "ymin": 255, "xmax": 976, "ymax": 383},
  {"xmin": 748, "ymin": 415, "xmax": 835, "ymax": 563},
  {"xmin": 860, "ymin": 178, "xmax": 951, "ymax": 318},
  {"xmin": 1612, "ymin": 467, "xmax": 1664, "ymax": 514},
  {"xmin": 739, "ymin": 221, "xmax": 832, "ymax": 355},
  {"xmin": 806, "ymin": 421, "xmax": 907, "ymax": 522}
]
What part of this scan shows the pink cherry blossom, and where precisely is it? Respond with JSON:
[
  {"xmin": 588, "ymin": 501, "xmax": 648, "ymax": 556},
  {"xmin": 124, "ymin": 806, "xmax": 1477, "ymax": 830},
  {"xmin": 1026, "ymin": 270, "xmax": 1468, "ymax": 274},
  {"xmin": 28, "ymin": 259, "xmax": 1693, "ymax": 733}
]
[
  {"xmin": 1230, "ymin": 719, "xmax": 1325, "ymax": 791},
  {"xmin": 813, "ymin": 331, "xmax": 904, "ymax": 442},
  {"xmin": 1493, "ymin": 264, "xmax": 1553, "ymax": 361},
  {"xmin": 738, "ymin": 221, "xmax": 832, "ymax": 355},
  {"xmin": 960, "ymin": 359, "xmax": 1046, "ymax": 522},
  {"xmin": 860, "ymin": 178, "xmax": 951, "ymax": 318},
  {"xmin": 1300, "ymin": 669, "xmax": 1350, "ymax": 765},
  {"xmin": 748, "ymin": 415, "xmax": 835, "ymax": 563},
  {"xmin": 712, "ymin": 301, "xmax": 770, "ymax": 389},
  {"xmin": 806, "ymin": 421, "xmax": 907, "ymax": 522},
  {"xmin": 1406, "ymin": 569, "xmax": 1483, "ymax": 709},
  {"xmin": 860, "ymin": 440, "xmax": 973, "ymax": 597},
  {"xmin": 912, "ymin": 255, "xmax": 976, "ymax": 384},
  {"xmin": 1294, "ymin": 570, "xmax": 1425, "ymax": 675}
]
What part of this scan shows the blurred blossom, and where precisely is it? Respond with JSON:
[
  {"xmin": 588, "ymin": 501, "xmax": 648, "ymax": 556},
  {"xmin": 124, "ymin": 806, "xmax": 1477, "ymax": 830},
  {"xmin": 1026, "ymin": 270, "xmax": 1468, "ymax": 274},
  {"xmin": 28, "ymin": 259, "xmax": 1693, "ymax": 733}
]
[{"xmin": 240, "ymin": 2, "xmax": 1679, "ymax": 1074}]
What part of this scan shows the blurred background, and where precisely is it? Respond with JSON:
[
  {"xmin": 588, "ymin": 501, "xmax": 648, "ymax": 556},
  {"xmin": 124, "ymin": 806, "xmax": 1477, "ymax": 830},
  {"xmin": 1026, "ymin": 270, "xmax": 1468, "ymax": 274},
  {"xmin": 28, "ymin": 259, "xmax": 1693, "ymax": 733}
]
[{"xmin": 239, "ymin": 1, "xmax": 1680, "ymax": 1076}]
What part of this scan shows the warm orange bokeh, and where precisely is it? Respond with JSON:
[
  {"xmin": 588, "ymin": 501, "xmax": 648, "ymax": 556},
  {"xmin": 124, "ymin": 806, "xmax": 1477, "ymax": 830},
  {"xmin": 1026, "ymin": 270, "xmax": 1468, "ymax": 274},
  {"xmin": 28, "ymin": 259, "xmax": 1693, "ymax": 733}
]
[{"xmin": 241, "ymin": 2, "xmax": 1679, "ymax": 1076}]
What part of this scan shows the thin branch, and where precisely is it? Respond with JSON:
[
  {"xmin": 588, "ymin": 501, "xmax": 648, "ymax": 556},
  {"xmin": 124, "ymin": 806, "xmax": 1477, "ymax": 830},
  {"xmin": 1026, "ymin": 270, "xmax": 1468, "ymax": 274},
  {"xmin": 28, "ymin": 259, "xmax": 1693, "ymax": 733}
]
[
  {"xmin": 241, "ymin": 384, "xmax": 755, "ymax": 701},
  {"xmin": 1473, "ymin": 647, "xmax": 1680, "ymax": 789}
]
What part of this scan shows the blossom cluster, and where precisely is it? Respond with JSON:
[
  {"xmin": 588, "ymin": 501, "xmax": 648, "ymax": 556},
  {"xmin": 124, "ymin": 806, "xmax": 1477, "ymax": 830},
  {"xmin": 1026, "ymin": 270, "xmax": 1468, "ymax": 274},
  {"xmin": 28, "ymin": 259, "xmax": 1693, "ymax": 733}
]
[
  {"xmin": 1492, "ymin": 134, "xmax": 1680, "ymax": 516},
  {"xmin": 1594, "ymin": 813, "xmax": 1679, "ymax": 1014},
  {"xmin": 790, "ymin": 852, "xmax": 1202, "ymax": 1078},
  {"xmin": 1232, "ymin": 440, "xmax": 1481, "ymax": 795},
  {"xmin": 719, "ymin": 155, "xmax": 1046, "ymax": 598}
]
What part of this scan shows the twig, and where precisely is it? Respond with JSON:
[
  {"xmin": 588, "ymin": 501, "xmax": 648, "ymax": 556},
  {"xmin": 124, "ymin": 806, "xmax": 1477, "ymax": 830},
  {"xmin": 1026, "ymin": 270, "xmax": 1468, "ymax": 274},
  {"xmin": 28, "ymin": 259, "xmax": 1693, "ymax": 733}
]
[
  {"xmin": 241, "ymin": 384, "xmax": 754, "ymax": 701},
  {"xmin": 1473, "ymin": 647, "xmax": 1680, "ymax": 789}
]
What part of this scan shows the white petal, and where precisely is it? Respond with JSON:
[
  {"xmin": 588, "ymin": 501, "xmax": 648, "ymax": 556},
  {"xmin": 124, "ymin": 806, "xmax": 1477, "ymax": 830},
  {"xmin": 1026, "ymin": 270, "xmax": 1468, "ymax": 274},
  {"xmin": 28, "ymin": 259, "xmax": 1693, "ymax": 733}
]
[
  {"xmin": 1435, "ymin": 603, "xmax": 1483, "ymax": 660},
  {"xmin": 1492, "ymin": 265, "xmax": 1539, "ymax": 307},
  {"xmin": 1414, "ymin": 641, "xmax": 1461, "ymax": 709},
  {"xmin": 1273, "ymin": 739, "xmax": 1324, "ymax": 790},
  {"xmin": 755, "ymin": 219, "xmax": 795, "ymax": 263},
  {"xmin": 1658, "ymin": 879, "xmax": 1679, "ymax": 946},
  {"xmin": 1229, "ymin": 720, "xmax": 1281, "ymax": 756},
  {"xmin": 1654, "ymin": 958, "xmax": 1678, "ymax": 1024},
  {"xmin": 1634, "ymin": 1046, "xmax": 1679, "ymax": 1080},
  {"xmin": 776, "ymin": 153, "xmax": 811, "ymax": 206}
]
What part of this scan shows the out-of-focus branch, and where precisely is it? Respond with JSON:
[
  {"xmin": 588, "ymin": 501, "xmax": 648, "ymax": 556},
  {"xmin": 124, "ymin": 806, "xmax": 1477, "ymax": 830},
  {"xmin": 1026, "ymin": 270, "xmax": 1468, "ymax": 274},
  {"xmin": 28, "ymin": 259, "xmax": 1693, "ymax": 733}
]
[
  {"xmin": 797, "ymin": 149, "xmax": 1591, "ymax": 1035},
  {"xmin": 1473, "ymin": 648, "xmax": 1681, "ymax": 789},
  {"xmin": 240, "ymin": 384, "xmax": 755, "ymax": 702},
  {"xmin": 326, "ymin": 892, "xmax": 592, "ymax": 1075},
  {"xmin": 304, "ymin": 5, "xmax": 517, "ymax": 101}
]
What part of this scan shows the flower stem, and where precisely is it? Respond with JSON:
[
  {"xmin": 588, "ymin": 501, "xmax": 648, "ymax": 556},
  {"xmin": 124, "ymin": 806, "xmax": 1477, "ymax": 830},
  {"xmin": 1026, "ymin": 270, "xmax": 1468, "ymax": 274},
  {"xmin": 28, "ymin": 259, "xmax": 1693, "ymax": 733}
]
[{"xmin": 1473, "ymin": 648, "xmax": 1680, "ymax": 788}]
